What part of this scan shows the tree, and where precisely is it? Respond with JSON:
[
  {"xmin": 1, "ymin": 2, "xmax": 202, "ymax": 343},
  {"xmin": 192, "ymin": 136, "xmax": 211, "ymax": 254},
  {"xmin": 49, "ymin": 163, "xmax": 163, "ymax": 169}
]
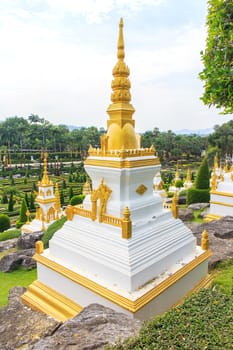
[
  {"xmin": 195, "ymin": 158, "xmax": 210, "ymax": 189},
  {"xmin": 0, "ymin": 214, "xmax": 10, "ymax": 232},
  {"xmin": 68, "ymin": 187, "xmax": 74, "ymax": 200},
  {"xmin": 199, "ymin": 0, "xmax": 233, "ymax": 114},
  {"xmin": 208, "ymin": 120, "xmax": 233, "ymax": 156},
  {"xmin": 8, "ymin": 192, "xmax": 14, "ymax": 212},
  {"xmin": 60, "ymin": 190, "xmax": 64, "ymax": 206},
  {"xmin": 25, "ymin": 192, "xmax": 29, "ymax": 207},
  {"xmin": 1, "ymin": 193, "xmax": 8, "ymax": 204},
  {"xmin": 16, "ymin": 198, "xmax": 28, "ymax": 228},
  {"xmin": 70, "ymin": 194, "xmax": 85, "ymax": 206},
  {"xmin": 29, "ymin": 191, "xmax": 35, "ymax": 210}
]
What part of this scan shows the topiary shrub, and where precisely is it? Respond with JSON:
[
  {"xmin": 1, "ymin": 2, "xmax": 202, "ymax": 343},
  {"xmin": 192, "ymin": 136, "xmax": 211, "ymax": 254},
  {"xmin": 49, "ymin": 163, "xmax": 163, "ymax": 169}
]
[
  {"xmin": 16, "ymin": 198, "xmax": 28, "ymax": 228},
  {"xmin": 42, "ymin": 216, "xmax": 67, "ymax": 248},
  {"xmin": 187, "ymin": 187, "xmax": 210, "ymax": 205},
  {"xmin": 175, "ymin": 179, "xmax": 183, "ymax": 188},
  {"xmin": 0, "ymin": 214, "xmax": 11, "ymax": 232},
  {"xmin": 195, "ymin": 158, "xmax": 210, "ymax": 189},
  {"xmin": 70, "ymin": 194, "xmax": 85, "ymax": 206}
]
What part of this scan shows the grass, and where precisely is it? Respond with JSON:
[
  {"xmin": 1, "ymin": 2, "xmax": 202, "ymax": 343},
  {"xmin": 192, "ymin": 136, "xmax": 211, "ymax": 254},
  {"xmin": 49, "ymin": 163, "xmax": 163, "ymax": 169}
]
[
  {"xmin": 109, "ymin": 288, "xmax": 233, "ymax": 349},
  {"xmin": 212, "ymin": 259, "xmax": 233, "ymax": 295},
  {"xmin": 191, "ymin": 209, "xmax": 205, "ymax": 223},
  {"xmin": 0, "ymin": 268, "xmax": 37, "ymax": 307},
  {"xmin": 108, "ymin": 261, "xmax": 233, "ymax": 349},
  {"xmin": 0, "ymin": 229, "xmax": 21, "ymax": 241}
]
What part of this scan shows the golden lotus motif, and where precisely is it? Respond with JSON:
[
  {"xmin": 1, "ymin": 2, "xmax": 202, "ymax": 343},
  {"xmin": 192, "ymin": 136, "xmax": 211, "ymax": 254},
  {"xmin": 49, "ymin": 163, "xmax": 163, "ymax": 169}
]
[{"xmin": 136, "ymin": 184, "xmax": 147, "ymax": 195}]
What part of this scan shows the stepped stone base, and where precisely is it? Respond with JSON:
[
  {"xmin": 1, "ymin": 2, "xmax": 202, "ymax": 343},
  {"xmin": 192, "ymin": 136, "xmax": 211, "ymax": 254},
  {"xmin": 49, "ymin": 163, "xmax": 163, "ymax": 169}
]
[
  {"xmin": 22, "ymin": 280, "xmax": 82, "ymax": 322},
  {"xmin": 22, "ymin": 249, "xmax": 211, "ymax": 321},
  {"xmin": 204, "ymin": 213, "xmax": 222, "ymax": 222}
]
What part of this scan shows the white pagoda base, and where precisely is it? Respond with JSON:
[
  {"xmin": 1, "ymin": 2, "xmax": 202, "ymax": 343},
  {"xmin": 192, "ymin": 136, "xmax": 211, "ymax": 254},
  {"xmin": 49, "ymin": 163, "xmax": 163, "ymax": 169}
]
[
  {"xmin": 206, "ymin": 172, "xmax": 233, "ymax": 221},
  {"xmin": 22, "ymin": 208, "xmax": 211, "ymax": 321}
]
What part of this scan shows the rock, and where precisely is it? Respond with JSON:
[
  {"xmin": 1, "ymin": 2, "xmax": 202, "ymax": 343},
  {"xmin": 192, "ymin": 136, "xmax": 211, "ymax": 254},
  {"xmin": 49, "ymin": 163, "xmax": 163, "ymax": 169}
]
[
  {"xmin": 178, "ymin": 208, "xmax": 194, "ymax": 221},
  {"xmin": 178, "ymin": 196, "xmax": 186, "ymax": 205},
  {"xmin": 0, "ymin": 238, "xmax": 17, "ymax": 252},
  {"xmin": 32, "ymin": 304, "xmax": 141, "ymax": 350},
  {"xmin": 0, "ymin": 289, "xmax": 141, "ymax": 350},
  {"xmin": 0, "ymin": 287, "xmax": 61, "ymax": 350},
  {"xmin": 188, "ymin": 203, "xmax": 209, "ymax": 210},
  {"xmin": 17, "ymin": 231, "xmax": 44, "ymax": 250},
  {"xmin": 185, "ymin": 216, "xmax": 233, "ymax": 268},
  {"xmin": 0, "ymin": 248, "xmax": 35, "ymax": 272}
]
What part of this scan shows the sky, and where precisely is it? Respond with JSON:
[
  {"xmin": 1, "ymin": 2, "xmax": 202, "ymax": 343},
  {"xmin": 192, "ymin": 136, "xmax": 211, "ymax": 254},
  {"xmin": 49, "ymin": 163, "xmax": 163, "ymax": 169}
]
[{"xmin": 0, "ymin": 0, "xmax": 232, "ymax": 133}]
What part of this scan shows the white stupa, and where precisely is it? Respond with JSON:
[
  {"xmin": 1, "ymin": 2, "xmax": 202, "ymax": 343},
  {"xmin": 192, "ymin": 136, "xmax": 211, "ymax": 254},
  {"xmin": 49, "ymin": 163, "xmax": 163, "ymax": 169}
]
[
  {"xmin": 205, "ymin": 154, "xmax": 233, "ymax": 221},
  {"xmin": 22, "ymin": 19, "xmax": 211, "ymax": 321},
  {"xmin": 21, "ymin": 153, "xmax": 62, "ymax": 234}
]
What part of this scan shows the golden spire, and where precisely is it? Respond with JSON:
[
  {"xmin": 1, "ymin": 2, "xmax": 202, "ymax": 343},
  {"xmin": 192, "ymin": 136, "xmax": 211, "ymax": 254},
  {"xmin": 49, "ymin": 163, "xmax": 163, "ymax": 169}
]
[
  {"xmin": 39, "ymin": 153, "xmax": 53, "ymax": 186},
  {"xmin": 186, "ymin": 168, "xmax": 191, "ymax": 182},
  {"xmin": 54, "ymin": 183, "xmax": 61, "ymax": 213},
  {"xmin": 174, "ymin": 163, "xmax": 180, "ymax": 181},
  {"xmin": 106, "ymin": 18, "xmax": 139, "ymax": 150}
]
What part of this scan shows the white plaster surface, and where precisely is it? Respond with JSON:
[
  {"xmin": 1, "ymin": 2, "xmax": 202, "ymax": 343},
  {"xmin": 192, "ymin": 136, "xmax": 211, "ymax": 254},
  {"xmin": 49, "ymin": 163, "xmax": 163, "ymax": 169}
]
[{"xmin": 37, "ymin": 256, "xmax": 208, "ymax": 320}]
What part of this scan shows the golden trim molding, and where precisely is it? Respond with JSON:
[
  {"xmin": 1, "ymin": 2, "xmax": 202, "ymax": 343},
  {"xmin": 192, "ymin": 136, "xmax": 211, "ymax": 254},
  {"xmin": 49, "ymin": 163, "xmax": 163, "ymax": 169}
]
[
  {"xmin": 210, "ymin": 200, "xmax": 233, "ymax": 208},
  {"xmin": 210, "ymin": 190, "xmax": 233, "ymax": 198},
  {"xmin": 85, "ymin": 158, "xmax": 159, "ymax": 169},
  {"xmin": 35, "ymin": 198, "xmax": 56, "ymax": 204},
  {"xmin": 34, "ymin": 250, "xmax": 211, "ymax": 313}
]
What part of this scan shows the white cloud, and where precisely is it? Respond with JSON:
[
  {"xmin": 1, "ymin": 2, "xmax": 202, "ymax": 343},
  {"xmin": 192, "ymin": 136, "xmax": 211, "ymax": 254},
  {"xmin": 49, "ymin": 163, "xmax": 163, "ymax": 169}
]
[
  {"xmin": 0, "ymin": 0, "xmax": 231, "ymax": 132},
  {"xmin": 45, "ymin": 0, "xmax": 165, "ymax": 23}
]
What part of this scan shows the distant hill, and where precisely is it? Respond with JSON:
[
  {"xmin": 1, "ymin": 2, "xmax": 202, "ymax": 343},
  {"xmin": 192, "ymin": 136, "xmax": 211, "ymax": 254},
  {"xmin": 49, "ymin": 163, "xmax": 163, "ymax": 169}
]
[
  {"xmin": 66, "ymin": 125, "xmax": 82, "ymax": 131},
  {"xmin": 174, "ymin": 128, "xmax": 213, "ymax": 136},
  {"xmin": 65, "ymin": 125, "xmax": 214, "ymax": 135}
]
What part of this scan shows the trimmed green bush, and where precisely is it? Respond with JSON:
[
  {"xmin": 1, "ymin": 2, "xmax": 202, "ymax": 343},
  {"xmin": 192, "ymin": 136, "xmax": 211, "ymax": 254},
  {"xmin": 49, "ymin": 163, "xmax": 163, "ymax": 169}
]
[
  {"xmin": 187, "ymin": 187, "xmax": 210, "ymax": 205},
  {"xmin": 42, "ymin": 216, "xmax": 67, "ymax": 248},
  {"xmin": 0, "ymin": 214, "xmax": 11, "ymax": 232},
  {"xmin": 16, "ymin": 198, "xmax": 28, "ymax": 228},
  {"xmin": 8, "ymin": 192, "xmax": 14, "ymax": 212},
  {"xmin": 0, "ymin": 229, "xmax": 21, "ymax": 241},
  {"xmin": 175, "ymin": 179, "xmax": 183, "ymax": 188},
  {"xmin": 195, "ymin": 158, "xmax": 210, "ymax": 189},
  {"xmin": 1, "ymin": 193, "xmax": 8, "ymax": 204},
  {"xmin": 70, "ymin": 194, "xmax": 85, "ymax": 206}
]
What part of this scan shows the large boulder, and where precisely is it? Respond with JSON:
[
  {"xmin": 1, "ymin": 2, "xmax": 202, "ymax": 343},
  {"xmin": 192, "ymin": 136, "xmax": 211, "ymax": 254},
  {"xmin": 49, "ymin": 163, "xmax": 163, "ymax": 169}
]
[
  {"xmin": 0, "ymin": 287, "xmax": 61, "ymax": 350},
  {"xmin": 0, "ymin": 288, "xmax": 141, "ymax": 350},
  {"xmin": 185, "ymin": 216, "xmax": 233, "ymax": 268},
  {"xmin": 0, "ymin": 248, "xmax": 35, "ymax": 272},
  {"xmin": 178, "ymin": 208, "xmax": 194, "ymax": 221},
  {"xmin": 0, "ymin": 238, "xmax": 17, "ymax": 252},
  {"xmin": 188, "ymin": 203, "xmax": 209, "ymax": 210},
  {"xmin": 17, "ymin": 231, "xmax": 44, "ymax": 250},
  {"xmin": 33, "ymin": 304, "xmax": 141, "ymax": 350}
]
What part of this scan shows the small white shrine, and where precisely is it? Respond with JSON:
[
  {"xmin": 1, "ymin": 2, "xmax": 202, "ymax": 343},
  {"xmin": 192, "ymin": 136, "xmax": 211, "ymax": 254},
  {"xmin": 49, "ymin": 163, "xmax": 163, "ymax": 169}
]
[
  {"xmin": 205, "ymin": 154, "xmax": 233, "ymax": 221},
  {"xmin": 168, "ymin": 165, "xmax": 193, "ymax": 193},
  {"xmin": 22, "ymin": 19, "xmax": 211, "ymax": 322},
  {"xmin": 21, "ymin": 153, "xmax": 62, "ymax": 234}
]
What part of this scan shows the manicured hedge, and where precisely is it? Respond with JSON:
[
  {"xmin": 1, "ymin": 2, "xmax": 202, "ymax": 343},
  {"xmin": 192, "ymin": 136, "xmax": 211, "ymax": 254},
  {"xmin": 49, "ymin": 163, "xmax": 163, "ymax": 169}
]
[
  {"xmin": 42, "ymin": 216, "xmax": 67, "ymax": 248},
  {"xmin": 187, "ymin": 187, "xmax": 210, "ymax": 205},
  {"xmin": 0, "ymin": 214, "xmax": 11, "ymax": 232}
]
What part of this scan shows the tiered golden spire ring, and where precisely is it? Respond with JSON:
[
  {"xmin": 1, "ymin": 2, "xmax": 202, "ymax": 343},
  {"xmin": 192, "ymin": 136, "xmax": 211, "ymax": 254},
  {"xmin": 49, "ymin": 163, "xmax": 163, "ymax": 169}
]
[
  {"xmin": 106, "ymin": 18, "xmax": 138, "ymax": 150},
  {"xmin": 39, "ymin": 152, "xmax": 53, "ymax": 186}
]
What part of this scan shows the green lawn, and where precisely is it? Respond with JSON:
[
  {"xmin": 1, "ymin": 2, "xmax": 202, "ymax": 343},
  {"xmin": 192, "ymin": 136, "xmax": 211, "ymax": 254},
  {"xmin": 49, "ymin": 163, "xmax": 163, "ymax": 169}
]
[
  {"xmin": 109, "ymin": 288, "xmax": 233, "ymax": 349},
  {"xmin": 212, "ymin": 259, "xmax": 233, "ymax": 295},
  {"xmin": 0, "ymin": 268, "xmax": 37, "ymax": 307}
]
